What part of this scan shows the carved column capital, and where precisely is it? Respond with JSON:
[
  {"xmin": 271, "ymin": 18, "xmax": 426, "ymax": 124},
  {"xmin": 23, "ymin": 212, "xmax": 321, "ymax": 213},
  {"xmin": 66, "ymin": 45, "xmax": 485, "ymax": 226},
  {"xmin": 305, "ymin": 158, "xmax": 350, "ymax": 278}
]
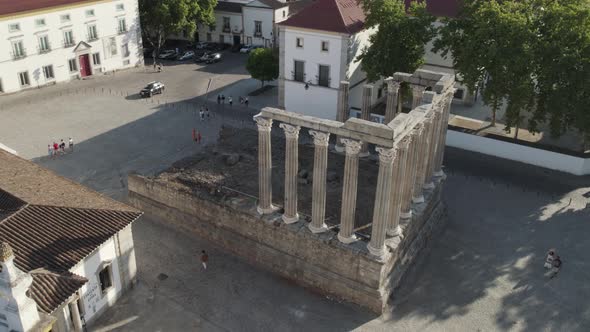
[
  {"xmin": 309, "ymin": 130, "xmax": 330, "ymax": 147},
  {"xmin": 254, "ymin": 116, "xmax": 273, "ymax": 132},
  {"xmin": 410, "ymin": 84, "xmax": 426, "ymax": 97},
  {"xmin": 341, "ymin": 139, "xmax": 362, "ymax": 155},
  {"xmin": 397, "ymin": 136, "xmax": 411, "ymax": 150},
  {"xmin": 386, "ymin": 79, "xmax": 401, "ymax": 93},
  {"xmin": 375, "ymin": 147, "xmax": 397, "ymax": 164},
  {"xmin": 280, "ymin": 123, "xmax": 300, "ymax": 139}
]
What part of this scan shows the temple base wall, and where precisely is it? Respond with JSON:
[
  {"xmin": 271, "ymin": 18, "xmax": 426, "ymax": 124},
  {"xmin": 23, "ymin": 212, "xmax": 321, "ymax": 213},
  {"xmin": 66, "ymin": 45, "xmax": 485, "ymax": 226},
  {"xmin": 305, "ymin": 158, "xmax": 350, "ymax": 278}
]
[{"xmin": 127, "ymin": 174, "xmax": 447, "ymax": 314}]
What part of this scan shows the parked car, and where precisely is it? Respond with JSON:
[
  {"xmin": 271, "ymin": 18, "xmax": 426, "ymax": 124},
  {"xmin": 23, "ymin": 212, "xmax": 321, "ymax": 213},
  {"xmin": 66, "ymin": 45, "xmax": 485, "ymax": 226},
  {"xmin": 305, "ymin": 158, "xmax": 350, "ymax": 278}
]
[
  {"xmin": 195, "ymin": 42, "xmax": 209, "ymax": 50},
  {"xmin": 158, "ymin": 50, "xmax": 176, "ymax": 59},
  {"xmin": 140, "ymin": 81, "xmax": 165, "ymax": 98},
  {"xmin": 239, "ymin": 45, "xmax": 263, "ymax": 54},
  {"xmin": 194, "ymin": 52, "xmax": 211, "ymax": 63},
  {"xmin": 177, "ymin": 50, "xmax": 195, "ymax": 61},
  {"xmin": 205, "ymin": 52, "xmax": 222, "ymax": 64}
]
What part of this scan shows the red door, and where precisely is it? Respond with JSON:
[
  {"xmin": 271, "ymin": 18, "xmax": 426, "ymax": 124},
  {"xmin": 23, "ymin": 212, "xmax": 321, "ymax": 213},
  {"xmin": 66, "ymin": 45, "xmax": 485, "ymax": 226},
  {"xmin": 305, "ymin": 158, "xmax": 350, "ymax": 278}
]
[{"xmin": 79, "ymin": 54, "xmax": 91, "ymax": 77}]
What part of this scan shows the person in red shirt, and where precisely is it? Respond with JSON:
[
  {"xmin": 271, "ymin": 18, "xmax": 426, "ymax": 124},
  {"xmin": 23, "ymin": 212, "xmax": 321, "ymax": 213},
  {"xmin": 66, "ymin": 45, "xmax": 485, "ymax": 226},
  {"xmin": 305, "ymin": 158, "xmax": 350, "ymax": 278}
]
[{"xmin": 53, "ymin": 142, "xmax": 59, "ymax": 156}]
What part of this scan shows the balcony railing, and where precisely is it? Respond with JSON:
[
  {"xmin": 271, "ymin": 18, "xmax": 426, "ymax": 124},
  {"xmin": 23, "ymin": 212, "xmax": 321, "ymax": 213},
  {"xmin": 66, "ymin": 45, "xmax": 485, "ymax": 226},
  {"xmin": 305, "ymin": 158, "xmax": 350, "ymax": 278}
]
[
  {"xmin": 87, "ymin": 35, "xmax": 99, "ymax": 42},
  {"xmin": 117, "ymin": 27, "xmax": 127, "ymax": 34},
  {"xmin": 11, "ymin": 49, "xmax": 27, "ymax": 60},
  {"xmin": 254, "ymin": 31, "xmax": 262, "ymax": 37},
  {"xmin": 63, "ymin": 39, "xmax": 76, "ymax": 48},
  {"xmin": 223, "ymin": 27, "xmax": 231, "ymax": 33},
  {"xmin": 38, "ymin": 44, "xmax": 51, "ymax": 54}
]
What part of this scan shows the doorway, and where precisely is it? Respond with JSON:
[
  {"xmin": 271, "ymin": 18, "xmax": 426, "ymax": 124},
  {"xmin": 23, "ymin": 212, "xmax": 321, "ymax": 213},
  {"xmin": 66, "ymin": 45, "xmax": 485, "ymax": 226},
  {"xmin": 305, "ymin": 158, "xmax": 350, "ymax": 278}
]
[
  {"xmin": 79, "ymin": 54, "xmax": 91, "ymax": 77},
  {"xmin": 233, "ymin": 35, "xmax": 241, "ymax": 45}
]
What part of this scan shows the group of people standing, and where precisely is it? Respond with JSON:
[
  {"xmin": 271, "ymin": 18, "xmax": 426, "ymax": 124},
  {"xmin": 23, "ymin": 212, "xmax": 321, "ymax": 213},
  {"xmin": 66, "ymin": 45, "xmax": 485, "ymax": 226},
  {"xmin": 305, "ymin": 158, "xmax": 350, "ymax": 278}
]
[
  {"xmin": 199, "ymin": 106, "xmax": 211, "ymax": 121},
  {"xmin": 217, "ymin": 94, "xmax": 249, "ymax": 107},
  {"xmin": 48, "ymin": 138, "xmax": 74, "ymax": 157}
]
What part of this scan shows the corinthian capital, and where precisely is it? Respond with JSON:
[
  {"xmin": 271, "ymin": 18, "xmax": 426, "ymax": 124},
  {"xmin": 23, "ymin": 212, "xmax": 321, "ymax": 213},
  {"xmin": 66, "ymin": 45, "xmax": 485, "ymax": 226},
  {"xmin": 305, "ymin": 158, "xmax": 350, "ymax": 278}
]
[
  {"xmin": 375, "ymin": 147, "xmax": 397, "ymax": 164},
  {"xmin": 279, "ymin": 123, "xmax": 300, "ymax": 139},
  {"xmin": 341, "ymin": 139, "xmax": 362, "ymax": 155},
  {"xmin": 410, "ymin": 84, "xmax": 427, "ymax": 97},
  {"xmin": 309, "ymin": 130, "xmax": 330, "ymax": 147},
  {"xmin": 254, "ymin": 116, "xmax": 273, "ymax": 132}
]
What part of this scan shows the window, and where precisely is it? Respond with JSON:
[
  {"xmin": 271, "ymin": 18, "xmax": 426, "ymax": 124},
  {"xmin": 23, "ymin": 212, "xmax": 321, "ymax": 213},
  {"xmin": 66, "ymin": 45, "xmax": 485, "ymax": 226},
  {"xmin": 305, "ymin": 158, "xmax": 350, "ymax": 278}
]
[
  {"xmin": 318, "ymin": 64, "xmax": 330, "ymax": 87},
  {"xmin": 223, "ymin": 17, "xmax": 230, "ymax": 32},
  {"xmin": 38, "ymin": 35, "xmax": 50, "ymax": 53},
  {"xmin": 453, "ymin": 88, "xmax": 464, "ymax": 100},
  {"xmin": 116, "ymin": 3, "xmax": 125, "ymax": 11},
  {"xmin": 92, "ymin": 52, "xmax": 101, "ymax": 65},
  {"xmin": 35, "ymin": 18, "xmax": 46, "ymax": 27},
  {"xmin": 86, "ymin": 9, "xmax": 95, "ymax": 17},
  {"xmin": 18, "ymin": 72, "xmax": 30, "ymax": 87},
  {"xmin": 8, "ymin": 23, "xmax": 20, "ymax": 32},
  {"xmin": 321, "ymin": 41, "xmax": 329, "ymax": 52},
  {"xmin": 296, "ymin": 37, "xmax": 303, "ymax": 48},
  {"xmin": 294, "ymin": 60, "xmax": 304, "ymax": 82},
  {"xmin": 63, "ymin": 30, "xmax": 75, "ymax": 47},
  {"xmin": 0, "ymin": 79, "xmax": 3, "ymax": 93},
  {"xmin": 121, "ymin": 43, "xmax": 129, "ymax": 57},
  {"xmin": 282, "ymin": 10, "xmax": 285, "ymax": 18},
  {"xmin": 87, "ymin": 25, "xmax": 98, "ymax": 41},
  {"xmin": 254, "ymin": 21, "xmax": 262, "ymax": 37},
  {"xmin": 117, "ymin": 18, "xmax": 127, "ymax": 34},
  {"xmin": 12, "ymin": 41, "xmax": 25, "ymax": 59},
  {"xmin": 209, "ymin": 24, "xmax": 215, "ymax": 32},
  {"xmin": 109, "ymin": 37, "xmax": 117, "ymax": 55},
  {"xmin": 60, "ymin": 14, "xmax": 71, "ymax": 22},
  {"xmin": 206, "ymin": 33, "xmax": 212, "ymax": 42},
  {"xmin": 68, "ymin": 58, "xmax": 78, "ymax": 72},
  {"xmin": 43, "ymin": 65, "xmax": 54, "ymax": 79},
  {"xmin": 98, "ymin": 265, "xmax": 113, "ymax": 293}
]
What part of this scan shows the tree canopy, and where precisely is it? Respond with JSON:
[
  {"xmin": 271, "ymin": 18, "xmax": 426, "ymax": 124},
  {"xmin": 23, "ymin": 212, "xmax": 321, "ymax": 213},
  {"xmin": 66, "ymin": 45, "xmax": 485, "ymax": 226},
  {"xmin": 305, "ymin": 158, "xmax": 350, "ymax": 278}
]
[
  {"xmin": 139, "ymin": 0, "xmax": 217, "ymax": 56},
  {"xmin": 246, "ymin": 48, "xmax": 279, "ymax": 87},
  {"xmin": 434, "ymin": 0, "xmax": 590, "ymax": 139},
  {"xmin": 357, "ymin": 0, "xmax": 436, "ymax": 82}
]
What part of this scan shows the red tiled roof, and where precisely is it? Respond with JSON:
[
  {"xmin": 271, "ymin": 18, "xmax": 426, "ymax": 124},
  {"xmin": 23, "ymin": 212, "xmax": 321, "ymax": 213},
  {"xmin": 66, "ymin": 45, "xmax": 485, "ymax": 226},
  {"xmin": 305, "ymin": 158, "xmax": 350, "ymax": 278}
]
[
  {"xmin": 29, "ymin": 269, "xmax": 88, "ymax": 314},
  {"xmin": 280, "ymin": 0, "xmax": 366, "ymax": 34},
  {"xmin": 0, "ymin": 189, "xmax": 25, "ymax": 221},
  {"xmin": 280, "ymin": 0, "xmax": 460, "ymax": 34},
  {"xmin": 0, "ymin": 0, "xmax": 99, "ymax": 17},
  {"xmin": 1, "ymin": 204, "xmax": 141, "ymax": 273}
]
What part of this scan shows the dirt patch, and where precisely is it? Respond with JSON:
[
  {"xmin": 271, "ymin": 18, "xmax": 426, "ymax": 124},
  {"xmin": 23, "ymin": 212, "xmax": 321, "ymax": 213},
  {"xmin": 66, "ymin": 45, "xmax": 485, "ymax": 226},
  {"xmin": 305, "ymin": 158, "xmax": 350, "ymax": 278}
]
[{"xmin": 159, "ymin": 125, "xmax": 380, "ymax": 234}]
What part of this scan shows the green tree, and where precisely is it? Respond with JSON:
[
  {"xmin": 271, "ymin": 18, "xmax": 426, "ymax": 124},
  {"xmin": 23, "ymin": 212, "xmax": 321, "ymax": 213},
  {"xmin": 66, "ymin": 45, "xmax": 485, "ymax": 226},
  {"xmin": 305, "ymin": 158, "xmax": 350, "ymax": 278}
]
[
  {"xmin": 246, "ymin": 48, "xmax": 279, "ymax": 87},
  {"xmin": 139, "ymin": 0, "xmax": 216, "ymax": 63},
  {"xmin": 357, "ymin": 0, "xmax": 436, "ymax": 82}
]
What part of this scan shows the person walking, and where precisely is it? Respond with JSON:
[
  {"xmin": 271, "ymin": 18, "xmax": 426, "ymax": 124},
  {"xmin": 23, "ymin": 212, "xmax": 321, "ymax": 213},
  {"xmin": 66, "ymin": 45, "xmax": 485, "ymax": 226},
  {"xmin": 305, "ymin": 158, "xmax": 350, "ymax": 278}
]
[
  {"xmin": 53, "ymin": 142, "xmax": 59, "ymax": 156},
  {"xmin": 68, "ymin": 137, "xmax": 74, "ymax": 152},
  {"xmin": 59, "ymin": 139, "xmax": 66, "ymax": 153},
  {"xmin": 245, "ymin": 96, "xmax": 249, "ymax": 107},
  {"xmin": 201, "ymin": 250, "xmax": 208, "ymax": 270},
  {"xmin": 221, "ymin": 95, "xmax": 225, "ymax": 104},
  {"xmin": 217, "ymin": 94, "xmax": 221, "ymax": 104},
  {"xmin": 228, "ymin": 96, "xmax": 233, "ymax": 106},
  {"xmin": 206, "ymin": 107, "xmax": 210, "ymax": 120},
  {"xmin": 199, "ymin": 109, "xmax": 205, "ymax": 121},
  {"xmin": 48, "ymin": 145, "xmax": 52, "ymax": 157},
  {"xmin": 197, "ymin": 131, "xmax": 202, "ymax": 143}
]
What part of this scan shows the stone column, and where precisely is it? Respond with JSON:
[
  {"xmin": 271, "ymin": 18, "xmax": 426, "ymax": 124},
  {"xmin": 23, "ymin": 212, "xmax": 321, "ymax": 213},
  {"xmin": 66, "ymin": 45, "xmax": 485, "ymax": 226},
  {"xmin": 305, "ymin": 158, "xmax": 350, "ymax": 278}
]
[
  {"xmin": 360, "ymin": 85, "xmax": 373, "ymax": 156},
  {"xmin": 434, "ymin": 93, "xmax": 453, "ymax": 177},
  {"xmin": 335, "ymin": 81, "xmax": 350, "ymax": 152},
  {"xmin": 387, "ymin": 137, "xmax": 410, "ymax": 237},
  {"xmin": 254, "ymin": 116, "xmax": 275, "ymax": 214},
  {"xmin": 400, "ymin": 126, "xmax": 420, "ymax": 219},
  {"xmin": 337, "ymin": 139, "xmax": 362, "ymax": 244},
  {"xmin": 424, "ymin": 109, "xmax": 442, "ymax": 189},
  {"xmin": 69, "ymin": 299, "xmax": 83, "ymax": 332},
  {"xmin": 368, "ymin": 147, "xmax": 397, "ymax": 257},
  {"xmin": 412, "ymin": 120, "xmax": 429, "ymax": 204},
  {"xmin": 280, "ymin": 123, "xmax": 301, "ymax": 224},
  {"xmin": 384, "ymin": 79, "xmax": 401, "ymax": 124},
  {"xmin": 411, "ymin": 85, "xmax": 426, "ymax": 110},
  {"xmin": 309, "ymin": 130, "xmax": 330, "ymax": 233}
]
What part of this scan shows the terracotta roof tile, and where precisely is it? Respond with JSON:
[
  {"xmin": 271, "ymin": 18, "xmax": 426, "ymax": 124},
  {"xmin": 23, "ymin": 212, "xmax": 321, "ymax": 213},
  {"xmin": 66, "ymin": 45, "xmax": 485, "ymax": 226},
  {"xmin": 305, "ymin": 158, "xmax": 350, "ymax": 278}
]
[
  {"xmin": 29, "ymin": 269, "xmax": 88, "ymax": 314},
  {"xmin": 1, "ymin": 205, "xmax": 141, "ymax": 272},
  {"xmin": 280, "ymin": 0, "xmax": 365, "ymax": 34},
  {"xmin": 0, "ymin": 150, "xmax": 138, "ymax": 213},
  {"xmin": 216, "ymin": 1, "xmax": 244, "ymax": 13},
  {"xmin": 0, "ymin": 0, "xmax": 99, "ymax": 17},
  {"xmin": 0, "ymin": 189, "xmax": 25, "ymax": 221}
]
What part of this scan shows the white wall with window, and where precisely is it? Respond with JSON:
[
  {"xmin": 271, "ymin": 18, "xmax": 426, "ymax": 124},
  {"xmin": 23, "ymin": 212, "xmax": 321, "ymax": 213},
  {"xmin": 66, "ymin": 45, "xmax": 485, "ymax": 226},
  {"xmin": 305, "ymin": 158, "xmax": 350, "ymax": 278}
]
[
  {"xmin": 197, "ymin": 10, "xmax": 243, "ymax": 45},
  {"xmin": 0, "ymin": 0, "xmax": 143, "ymax": 94},
  {"xmin": 243, "ymin": 4, "xmax": 277, "ymax": 47}
]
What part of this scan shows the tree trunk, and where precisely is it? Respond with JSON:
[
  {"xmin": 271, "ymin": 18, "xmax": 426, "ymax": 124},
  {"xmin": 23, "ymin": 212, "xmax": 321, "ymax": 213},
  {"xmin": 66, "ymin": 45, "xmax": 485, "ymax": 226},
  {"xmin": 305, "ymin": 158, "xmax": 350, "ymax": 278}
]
[{"xmin": 491, "ymin": 98, "xmax": 498, "ymax": 126}]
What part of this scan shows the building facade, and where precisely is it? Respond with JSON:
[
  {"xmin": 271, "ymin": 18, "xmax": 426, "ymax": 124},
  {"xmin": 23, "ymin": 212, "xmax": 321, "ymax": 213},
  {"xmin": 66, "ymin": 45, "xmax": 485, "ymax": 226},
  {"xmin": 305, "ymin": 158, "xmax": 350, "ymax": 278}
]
[
  {"xmin": 0, "ymin": 149, "xmax": 142, "ymax": 332},
  {"xmin": 278, "ymin": 0, "xmax": 471, "ymax": 120},
  {"xmin": 198, "ymin": 1, "xmax": 245, "ymax": 45},
  {"xmin": 0, "ymin": 0, "xmax": 143, "ymax": 94}
]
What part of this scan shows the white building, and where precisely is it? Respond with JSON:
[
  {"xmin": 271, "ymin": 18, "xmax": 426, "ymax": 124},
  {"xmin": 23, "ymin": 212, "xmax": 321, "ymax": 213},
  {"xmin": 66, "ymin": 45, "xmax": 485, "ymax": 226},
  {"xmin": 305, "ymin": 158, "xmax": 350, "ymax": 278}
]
[
  {"xmin": 0, "ymin": 149, "xmax": 143, "ymax": 332},
  {"xmin": 278, "ymin": 0, "xmax": 471, "ymax": 120},
  {"xmin": 197, "ymin": 0, "xmax": 311, "ymax": 47},
  {"xmin": 0, "ymin": 0, "xmax": 143, "ymax": 94}
]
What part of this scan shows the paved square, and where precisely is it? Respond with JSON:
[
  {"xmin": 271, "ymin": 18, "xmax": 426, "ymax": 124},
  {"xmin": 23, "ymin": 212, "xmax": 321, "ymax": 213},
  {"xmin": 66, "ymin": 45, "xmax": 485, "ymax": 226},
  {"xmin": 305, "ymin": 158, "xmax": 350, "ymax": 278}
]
[{"xmin": 1, "ymin": 60, "xmax": 589, "ymax": 331}]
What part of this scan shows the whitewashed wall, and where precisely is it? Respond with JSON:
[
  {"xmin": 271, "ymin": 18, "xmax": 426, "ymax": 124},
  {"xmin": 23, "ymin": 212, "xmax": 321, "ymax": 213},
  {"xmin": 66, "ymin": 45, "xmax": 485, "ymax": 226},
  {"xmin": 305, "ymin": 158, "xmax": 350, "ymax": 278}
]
[
  {"xmin": 446, "ymin": 129, "xmax": 590, "ymax": 175},
  {"xmin": 243, "ymin": 5, "xmax": 274, "ymax": 46},
  {"xmin": 198, "ymin": 11, "xmax": 243, "ymax": 44},
  {"xmin": 284, "ymin": 80, "xmax": 339, "ymax": 119},
  {"xmin": 69, "ymin": 237, "xmax": 123, "ymax": 323},
  {"xmin": 0, "ymin": 0, "xmax": 143, "ymax": 94}
]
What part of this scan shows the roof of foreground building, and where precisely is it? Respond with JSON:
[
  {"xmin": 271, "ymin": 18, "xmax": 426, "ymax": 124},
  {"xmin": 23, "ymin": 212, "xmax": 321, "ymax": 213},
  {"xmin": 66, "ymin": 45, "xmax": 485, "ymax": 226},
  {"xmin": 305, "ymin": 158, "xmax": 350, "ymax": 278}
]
[
  {"xmin": 0, "ymin": 149, "xmax": 142, "ymax": 313},
  {"xmin": 0, "ymin": 0, "xmax": 99, "ymax": 17}
]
